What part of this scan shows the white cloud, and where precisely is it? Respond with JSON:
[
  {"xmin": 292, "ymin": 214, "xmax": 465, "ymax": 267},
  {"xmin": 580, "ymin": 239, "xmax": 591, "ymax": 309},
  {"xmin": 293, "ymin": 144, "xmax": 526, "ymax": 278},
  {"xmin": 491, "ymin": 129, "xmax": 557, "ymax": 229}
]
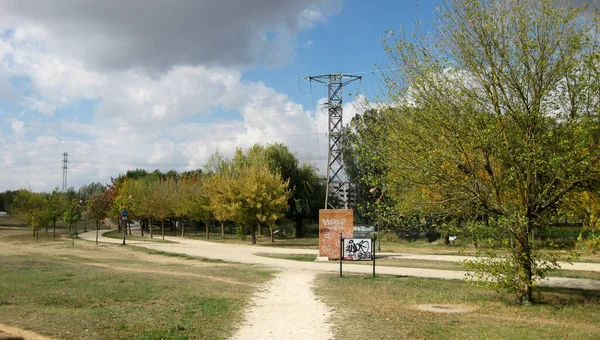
[
  {"xmin": 0, "ymin": 1, "xmax": 351, "ymax": 192},
  {"xmin": 0, "ymin": 0, "xmax": 338, "ymax": 73},
  {"xmin": 22, "ymin": 97, "xmax": 56, "ymax": 116},
  {"xmin": 10, "ymin": 119, "xmax": 24, "ymax": 133}
]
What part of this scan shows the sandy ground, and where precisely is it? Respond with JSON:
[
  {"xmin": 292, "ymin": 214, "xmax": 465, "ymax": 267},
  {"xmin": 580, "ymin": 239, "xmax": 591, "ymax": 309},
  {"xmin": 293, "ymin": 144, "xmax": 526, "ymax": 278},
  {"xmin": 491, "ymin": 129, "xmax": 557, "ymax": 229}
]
[
  {"xmin": 0, "ymin": 324, "xmax": 51, "ymax": 340},
  {"xmin": 230, "ymin": 270, "xmax": 333, "ymax": 340}
]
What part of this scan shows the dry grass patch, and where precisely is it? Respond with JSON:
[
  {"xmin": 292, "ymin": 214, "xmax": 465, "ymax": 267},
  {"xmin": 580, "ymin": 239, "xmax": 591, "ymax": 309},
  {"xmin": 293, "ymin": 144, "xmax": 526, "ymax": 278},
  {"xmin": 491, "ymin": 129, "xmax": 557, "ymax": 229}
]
[
  {"xmin": 0, "ymin": 229, "xmax": 274, "ymax": 339},
  {"xmin": 315, "ymin": 273, "xmax": 600, "ymax": 339}
]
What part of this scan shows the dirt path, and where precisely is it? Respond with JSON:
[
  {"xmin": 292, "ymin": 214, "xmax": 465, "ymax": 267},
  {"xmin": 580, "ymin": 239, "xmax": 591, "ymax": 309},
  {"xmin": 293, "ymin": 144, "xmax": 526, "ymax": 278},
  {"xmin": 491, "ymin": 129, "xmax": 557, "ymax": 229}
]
[
  {"xmin": 230, "ymin": 270, "xmax": 333, "ymax": 340},
  {"xmin": 0, "ymin": 324, "xmax": 51, "ymax": 340}
]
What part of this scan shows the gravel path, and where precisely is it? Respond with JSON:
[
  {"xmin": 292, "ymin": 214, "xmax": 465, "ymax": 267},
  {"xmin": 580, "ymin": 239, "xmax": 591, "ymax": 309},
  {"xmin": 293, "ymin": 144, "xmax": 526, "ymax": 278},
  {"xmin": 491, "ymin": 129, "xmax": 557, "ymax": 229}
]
[{"xmin": 230, "ymin": 270, "xmax": 333, "ymax": 340}]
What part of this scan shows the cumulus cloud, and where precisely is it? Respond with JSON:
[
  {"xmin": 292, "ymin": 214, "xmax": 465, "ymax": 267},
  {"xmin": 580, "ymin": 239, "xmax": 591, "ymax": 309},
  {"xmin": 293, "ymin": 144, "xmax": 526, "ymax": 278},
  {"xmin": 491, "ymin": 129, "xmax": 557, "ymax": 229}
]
[
  {"xmin": 0, "ymin": 0, "xmax": 350, "ymax": 192},
  {"xmin": 0, "ymin": 0, "xmax": 341, "ymax": 73}
]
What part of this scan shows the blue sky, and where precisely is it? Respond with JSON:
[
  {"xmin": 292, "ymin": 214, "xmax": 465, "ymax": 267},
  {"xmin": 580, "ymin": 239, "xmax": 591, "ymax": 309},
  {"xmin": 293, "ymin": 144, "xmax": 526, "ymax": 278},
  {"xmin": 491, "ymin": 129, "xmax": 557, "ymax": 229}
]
[{"xmin": 0, "ymin": 0, "xmax": 439, "ymax": 192}]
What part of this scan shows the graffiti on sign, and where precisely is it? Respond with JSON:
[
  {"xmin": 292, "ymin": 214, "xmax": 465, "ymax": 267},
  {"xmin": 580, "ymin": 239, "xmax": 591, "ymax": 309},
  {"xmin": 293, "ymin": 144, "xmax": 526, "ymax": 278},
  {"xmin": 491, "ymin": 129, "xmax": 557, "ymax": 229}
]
[
  {"xmin": 319, "ymin": 209, "xmax": 353, "ymax": 260},
  {"xmin": 343, "ymin": 238, "xmax": 372, "ymax": 261}
]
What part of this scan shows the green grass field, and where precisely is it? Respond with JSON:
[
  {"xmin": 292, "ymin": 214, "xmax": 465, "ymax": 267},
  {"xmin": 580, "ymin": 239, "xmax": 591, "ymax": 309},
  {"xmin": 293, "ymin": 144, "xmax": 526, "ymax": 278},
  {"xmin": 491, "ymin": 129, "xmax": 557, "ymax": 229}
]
[{"xmin": 0, "ymin": 229, "xmax": 273, "ymax": 339}]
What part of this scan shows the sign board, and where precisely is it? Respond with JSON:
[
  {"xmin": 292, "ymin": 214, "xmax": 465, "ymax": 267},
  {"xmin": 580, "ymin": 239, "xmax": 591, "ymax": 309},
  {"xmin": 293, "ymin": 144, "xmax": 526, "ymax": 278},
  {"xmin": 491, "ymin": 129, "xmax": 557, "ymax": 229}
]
[
  {"xmin": 343, "ymin": 238, "xmax": 373, "ymax": 261},
  {"xmin": 318, "ymin": 209, "xmax": 353, "ymax": 260},
  {"xmin": 353, "ymin": 225, "xmax": 375, "ymax": 238},
  {"xmin": 122, "ymin": 210, "xmax": 128, "ymax": 217}
]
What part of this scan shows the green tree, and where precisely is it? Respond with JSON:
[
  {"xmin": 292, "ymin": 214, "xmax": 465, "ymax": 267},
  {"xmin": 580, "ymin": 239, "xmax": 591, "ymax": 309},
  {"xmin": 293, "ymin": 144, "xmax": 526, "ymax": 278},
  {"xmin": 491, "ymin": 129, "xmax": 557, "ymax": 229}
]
[
  {"xmin": 77, "ymin": 182, "xmax": 106, "ymax": 200},
  {"xmin": 12, "ymin": 189, "xmax": 49, "ymax": 238},
  {"xmin": 380, "ymin": 0, "xmax": 600, "ymax": 303},
  {"xmin": 45, "ymin": 188, "xmax": 64, "ymax": 237},
  {"xmin": 174, "ymin": 174, "xmax": 212, "ymax": 238},
  {"xmin": 63, "ymin": 199, "xmax": 83, "ymax": 246},
  {"xmin": 87, "ymin": 190, "xmax": 113, "ymax": 244},
  {"xmin": 262, "ymin": 143, "xmax": 324, "ymax": 238},
  {"xmin": 152, "ymin": 178, "xmax": 176, "ymax": 240},
  {"xmin": 342, "ymin": 108, "xmax": 403, "ymax": 228}
]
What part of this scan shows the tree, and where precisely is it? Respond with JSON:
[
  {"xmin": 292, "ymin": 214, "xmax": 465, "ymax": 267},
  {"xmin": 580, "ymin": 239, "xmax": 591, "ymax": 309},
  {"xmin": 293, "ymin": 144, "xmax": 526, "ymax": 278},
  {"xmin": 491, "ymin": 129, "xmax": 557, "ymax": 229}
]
[
  {"xmin": 87, "ymin": 190, "xmax": 112, "ymax": 244},
  {"xmin": 0, "ymin": 190, "xmax": 18, "ymax": 212},
  {"xmin": 379, "ymin": 0, "xmax": 600, "ymax": 303},
  {"xmin": 343, "ymin": 108, "xmax": 403, "ymax": 228},
  {"xmin": 205, "ymin": 148, "xmax": 291, "ymax": 244},
  {"xmin": 152, "ymin": 178, "xmax": 176, "ymax": 240},
  {"xmin": 77, "ymin": 182, "xmax": 106, "ymax": 201},
  {"xmin": 238, "ymin": 161, "xmax": 290, "ymax": 243},
  {"xmin": 174, "ymin": 174, "xmax": 212, "ymax": 238},
  {"xmin": 263, "ymin": 143, "xmax": 324, "ymax": 238},
  {"xmin": 63, "ymin": 199, "xmax": 83, "ymax": 247},
  {"xmin": 12, "ymin": 189, "xmax": 49, "ymax": 238},
  {"xmin": 206, "ymin": 170, "xmax": 241, "ymax": 238},
  {"xmin": 45, "ymin": 188, "xmax": 64, "ymax": 237}
]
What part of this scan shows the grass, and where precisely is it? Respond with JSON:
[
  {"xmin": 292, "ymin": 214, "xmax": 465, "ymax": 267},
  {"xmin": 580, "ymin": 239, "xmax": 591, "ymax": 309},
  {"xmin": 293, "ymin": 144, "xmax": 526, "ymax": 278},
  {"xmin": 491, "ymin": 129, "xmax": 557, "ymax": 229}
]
[
  {"xmin": 129, "ymin": 247, "xmax": 227, "ymax": 263},
  {"xmin": 184, "ymin": 233, "xmax": 320, "ymax": 248},
  {"xmin": 256, "ymin": 253, "xmax": 318, "ymax": 262},
  {"xmin": 102, "ymin": 229, "xmax": 177, "ymax": 243},
  {"xmin": 0, "ymin": 214, "xmax": 27, "ymax": 227},
  {"xmin": 0, "ymin": 229, "xmax": 273, "ymax": 339},
  {"xmin": 315, "ymin": 273, "xmax": 600, "ymax": 339}
]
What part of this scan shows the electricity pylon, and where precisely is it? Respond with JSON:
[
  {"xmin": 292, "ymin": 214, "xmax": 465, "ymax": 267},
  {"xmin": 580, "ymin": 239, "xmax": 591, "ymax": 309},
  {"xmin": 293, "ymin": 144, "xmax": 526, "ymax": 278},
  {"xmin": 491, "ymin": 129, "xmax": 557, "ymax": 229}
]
[{"xmin": 306, "ymin": 73, "xmax": 361, "ymax": 209}]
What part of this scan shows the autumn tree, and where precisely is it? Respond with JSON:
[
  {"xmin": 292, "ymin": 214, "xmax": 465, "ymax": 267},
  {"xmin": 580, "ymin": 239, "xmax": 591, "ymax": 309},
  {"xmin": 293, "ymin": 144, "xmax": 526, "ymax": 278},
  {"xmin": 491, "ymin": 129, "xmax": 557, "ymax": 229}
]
[
  {"xmin": 206, "ymin": 148, "xmax": 291, "ymax": 244},
  {"xmin": 379, "ymin": 0, "xmax": 600, "ymax": 303},
  {"xmin": 174, "ymin": 174, "xmax": 212, "ymax": 238},
  {"xmin": 87, "ymin": 190, "xmax": 113, "ymax": 244},
  {"xmin": 205, "ymin": 170, "xmax": 241, "ymax": 238},
  {"xmin": 238, "ymin": 160, "xmax": 290, "ymax": 243}
]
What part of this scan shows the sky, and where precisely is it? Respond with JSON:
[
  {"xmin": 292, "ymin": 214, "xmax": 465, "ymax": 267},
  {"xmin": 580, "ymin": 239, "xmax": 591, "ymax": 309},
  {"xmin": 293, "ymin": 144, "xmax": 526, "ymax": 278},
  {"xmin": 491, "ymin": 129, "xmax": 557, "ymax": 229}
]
[{"xmin": 0, "ymin": 0, "xmax": 441, "ymax": 192}]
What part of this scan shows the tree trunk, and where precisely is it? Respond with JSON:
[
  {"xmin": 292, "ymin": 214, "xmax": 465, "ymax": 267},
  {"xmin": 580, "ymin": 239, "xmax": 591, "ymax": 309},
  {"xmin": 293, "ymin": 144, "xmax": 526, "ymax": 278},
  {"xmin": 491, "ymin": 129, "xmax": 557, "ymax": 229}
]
[
  {"xmin": 257, "ymin": 221, "xmax": 262, "ymax": 236},
  {"xmin": 270, "ymin": 224, "xmax": 274, "ymax": 243},
  {"xmin": 53, "ymin": 220, "xmax": 56, "ymax": 238},
  {"xmin": 161, "ymin": 220, "xmax": 165, "ymax": 240},
  {"xmin": 221, "ymin": 221, "xmax": 224, "ymax": 237},
  {"xmin": 295, "ymin": 217, "xmax": 304, "ymax": 238},
  {"xmin": 150, "ymin": 218, "xmax": 153, "ymax": 239},
  {"xmin": 514, "ymin": 223, "xmax": 534, "ymax": 304},
  {"xmin": 250, "ymin": 224, "xmax": 256, "ymax": 244},
  {"xmin": 140, "ymin": 219, "xmax": 144, "ymax": 237},
  {"xmin": 35, "ymin": 226, "xmax": 39, "ymax": 240},
  {"xmin": 205, "ymin": 221, "xmax": 210, "ymax": 239},
  {"xmin": 182, "ymin": 221, "xmax": 185, "ymax": 237},
  {"xmin": 96, "ymin": 221, "xmax": 99, "ymax": 245}
]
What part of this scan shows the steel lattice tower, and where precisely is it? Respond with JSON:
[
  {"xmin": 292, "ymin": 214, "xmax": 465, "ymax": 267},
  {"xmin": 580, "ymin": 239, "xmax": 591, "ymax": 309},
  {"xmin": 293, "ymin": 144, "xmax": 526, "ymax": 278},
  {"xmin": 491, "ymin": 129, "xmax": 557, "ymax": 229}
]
[
  {"xmin": 62, "ymin": 152, "xmax": 68, "ymax": 193},
  {"xmin": 307, "ymin": 73, "xmax": 361, "ymax": 209}
]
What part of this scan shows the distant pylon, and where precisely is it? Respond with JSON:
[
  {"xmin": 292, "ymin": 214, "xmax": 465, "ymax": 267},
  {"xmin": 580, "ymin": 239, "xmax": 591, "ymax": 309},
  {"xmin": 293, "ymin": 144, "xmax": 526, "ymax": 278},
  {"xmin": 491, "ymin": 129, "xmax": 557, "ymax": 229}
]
[
  {"xmin": 62, "ymin": 152, "xmax": 68, "ymax": 193},
  {"xmin": 306, "ymin": 73, "xmax": 361, "ymax": 209}
]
